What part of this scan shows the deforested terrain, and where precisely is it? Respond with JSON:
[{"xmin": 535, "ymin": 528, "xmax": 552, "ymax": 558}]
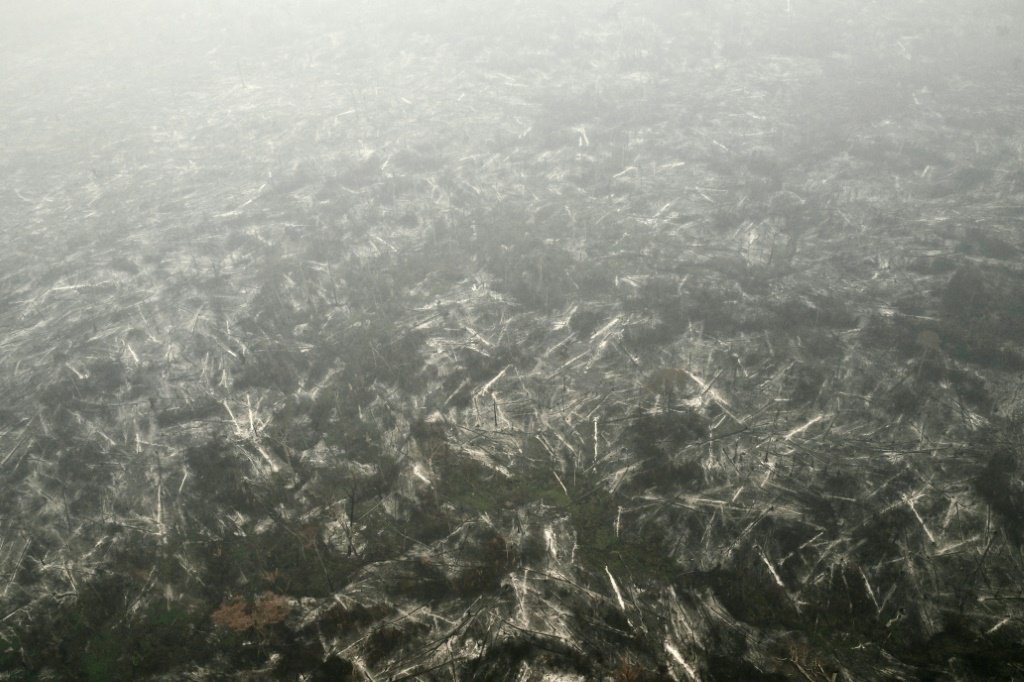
[{"xmin": 2, "ymin": 0, "xmax": 1024, "ymax": 679}]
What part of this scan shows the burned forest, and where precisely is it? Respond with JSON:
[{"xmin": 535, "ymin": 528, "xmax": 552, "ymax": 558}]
[{"xmin": 2, "ymin": 0, "xmax": 1024, "ymax": 679}]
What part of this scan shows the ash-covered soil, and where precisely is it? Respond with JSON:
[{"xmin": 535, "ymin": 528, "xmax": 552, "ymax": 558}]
[{"xmin": 1, "ymin": 0, "xmax": 1023, "ymax": 679}]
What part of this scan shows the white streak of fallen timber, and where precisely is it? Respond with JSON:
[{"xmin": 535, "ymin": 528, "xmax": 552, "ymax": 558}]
[
  {"xmin": 986, "ymin": 617, "xmax": 1010, "ymax": 635},
  {"xmin": 589, "ymin": 315, "xmax": 620, "ymax": 340},
  {"xmin": 605, "ymin": 565, "xmax": 626, "ymax": 612},
  {"xmin": 859, "ymin": 565, "xmax": 880, "ymax": 613},
  {"xmin": 784, "ymin": 413, "xmax": 828, "ymax": 440},
  {"xmin": 665, "ymin": 641, "xmax": 698, "ymax": 680},
  {"xmin": 552, "ymin": 471, "xmax": 568, "ymax": 496},
  {"xmin": 477, "ymin": 364, "xmax": 510, "ymax": 396},
  {"xmin": 544, "ymin": 526, "xmax": 558, "ymax": 560},
  {"xmin": 758, "ymin": 547, "xmax": 785, "ymax": 589},
  {"xmin": 903, "ymin": 493, "xmax": 937, "ymax": 544},
  {"xmin": 412, "ymin": 463, "xmax": 431, "ymax": 485}
]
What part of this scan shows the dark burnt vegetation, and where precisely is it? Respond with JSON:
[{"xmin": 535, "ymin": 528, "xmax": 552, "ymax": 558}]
[{"xmin": 2, "ymin": 0, "xmax": 1024, "ymax": 679}]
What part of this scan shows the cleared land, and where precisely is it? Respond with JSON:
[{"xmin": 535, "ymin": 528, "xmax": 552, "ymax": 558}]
[{"xmin": 1, "ymin": 0, "xmax": 1024, "ymax": 679}]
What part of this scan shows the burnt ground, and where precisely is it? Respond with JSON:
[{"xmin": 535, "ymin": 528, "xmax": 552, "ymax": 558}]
[{"xmin": 2, "ymin": 0, "xmax": 1024, "ymax": 679}]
